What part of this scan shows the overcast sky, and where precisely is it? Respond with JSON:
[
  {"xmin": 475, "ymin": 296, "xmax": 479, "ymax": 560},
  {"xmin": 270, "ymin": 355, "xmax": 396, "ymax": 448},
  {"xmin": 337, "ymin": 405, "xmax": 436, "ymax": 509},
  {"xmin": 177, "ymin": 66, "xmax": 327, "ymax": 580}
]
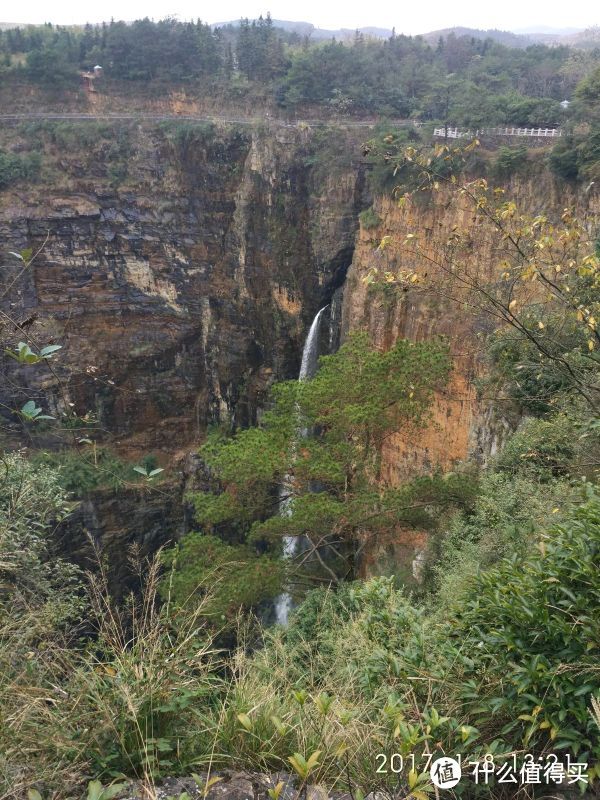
[{"xmin": 2, "ymin": 0, "xmax": 597, "ymax": 34}]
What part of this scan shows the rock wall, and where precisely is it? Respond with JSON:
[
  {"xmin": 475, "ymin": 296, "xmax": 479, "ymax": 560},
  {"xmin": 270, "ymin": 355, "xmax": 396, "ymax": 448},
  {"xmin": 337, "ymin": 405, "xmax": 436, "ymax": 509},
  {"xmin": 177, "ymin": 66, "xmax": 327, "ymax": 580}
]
[
  {"xmin": 343, "ymin": 173, "xmax": 600, "ymax": 482},
  {"xmin": 342, "ymin": 172, "xmax": 599, "ymax": 576},
  {"xmin": 0, "ymin": 121, "xmax": 368, "ymax": 459}
]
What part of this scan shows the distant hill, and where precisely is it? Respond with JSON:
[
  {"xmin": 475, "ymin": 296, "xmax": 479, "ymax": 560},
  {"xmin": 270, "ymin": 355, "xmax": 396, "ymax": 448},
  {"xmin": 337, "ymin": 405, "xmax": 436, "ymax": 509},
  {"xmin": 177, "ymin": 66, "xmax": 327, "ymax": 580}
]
[
  {"xmin": 211, "ymin": 18, "xmax": 393, "ymax": 41},
  {"xmin": 214, "ymin": 20, "xmax": 599, "ymax": 49},
  {"xmin": 530, "ymin": 26, "xmax": 600, "ymax": 49},
  {"xmin": 2, "ymin": 18, "xmax": 597, "ymax": 49},
  {"xmin": 419, "ymin": 24, "xmax": 600, "ymax": 49},
  {"xmin": 420, "ymin": 26, "xmax": 528, "ymax": 47}
]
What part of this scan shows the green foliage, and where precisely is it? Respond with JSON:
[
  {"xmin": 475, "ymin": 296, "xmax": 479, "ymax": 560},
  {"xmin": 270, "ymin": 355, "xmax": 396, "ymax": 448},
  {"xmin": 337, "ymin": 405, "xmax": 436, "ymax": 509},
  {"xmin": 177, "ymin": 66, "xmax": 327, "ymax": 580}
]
[
  {"xmin": 0, "ymin": 149, "xmax": 41, "ymax": 188},
  {"xmin": 549, "ymin": 136, "xmax": 581, "ymax": 180},
  {"xmin": 189, "ymin": 333, "xmax": 454, "ymax": 588},
  {"xmin": 236, "ymin": 15, "xmax": 286, "ymax": 82},
  {"xmin": 495, "ymin": 414, "xmax": 579, "ymax": 480},
  {"xmin": 30, "ymin": 448, "xmax": 144, "ymax": 494},
  {"xmin": 0, "ymin": 19, "xmax": 591, "ymax": 128},
  {"xmin": 0, "ymin": 451, "xmax": 83, "ymax": 625},
  {"xmin": 492, "ymin": 144, "xmax": 528, "ymax": 177},
  {"xmin": 431, "ymin": 468, "xmax": 572, "ymax": 607},
  {"xmin": 221, "ymin": 486, "xmax": 600, "ymax": 784},
  {"xmin": 0, "ymin": 556, "xmax": 222, "ymax": 793},
  {"xmin": 159, "ymin": 120, "xmax": 216, "ymax": 149},
  {"xmin": 454, "ymin": 485, "xmax": 600, "ymax": 761},
  {"xmin": 549, "ymin": 131, "xmax": 600, "ymax": 182},
  {"xmin": 358, "ymin": 207, "xmax": 381, "ymax": 230},
  {"xmin": 133, "ymin": 464, "xmax": 164, "ymax": 480},
  {"xmin": 364, "ymin": 126, "xmax": 423, "ymax": 195},
  {"xmin": 5, "ymin": 341, "xmax": 62, "ymax": 364},
  {"xmin": 25, "ymin": 44, "xmax": 78, "ymax": 86},
  {"xmin": 85, "ymin": 780, "xmax": 129, "ymax": 800},
  {"xmin": 486, "ymin": 314, "xmax": 599, "ymax": 417},
  {"xmin": 161, "ymin": 533, "xmax": 283, "ymax": 622},
  {"xmin": 18, "ymin": 400, "xmax": 54, "ymax": 423}
]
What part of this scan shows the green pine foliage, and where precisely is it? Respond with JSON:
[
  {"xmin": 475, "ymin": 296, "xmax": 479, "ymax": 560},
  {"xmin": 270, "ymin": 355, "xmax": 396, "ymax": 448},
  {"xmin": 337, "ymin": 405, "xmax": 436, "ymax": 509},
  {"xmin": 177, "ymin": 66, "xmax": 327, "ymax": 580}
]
[
  {"xmin": 161, "ymin": 533, "xmax": 284, "ymax": 622},
  {"xmin": 179, "ymin": 332, "xmax": 463, "ymax": 599}
]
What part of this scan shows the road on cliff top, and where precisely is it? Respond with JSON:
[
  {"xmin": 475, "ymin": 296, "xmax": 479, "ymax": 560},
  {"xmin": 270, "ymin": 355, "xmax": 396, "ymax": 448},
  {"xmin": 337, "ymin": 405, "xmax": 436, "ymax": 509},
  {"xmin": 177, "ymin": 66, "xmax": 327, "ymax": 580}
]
[{"xmin": 0, "ymin": 112, "xmax": 409, "ymax": 128}]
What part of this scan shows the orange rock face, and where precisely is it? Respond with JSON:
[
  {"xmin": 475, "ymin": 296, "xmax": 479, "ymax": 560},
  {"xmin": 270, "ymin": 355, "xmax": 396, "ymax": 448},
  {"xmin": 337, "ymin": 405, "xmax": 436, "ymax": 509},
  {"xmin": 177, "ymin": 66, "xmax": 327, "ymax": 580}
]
[{"xmin": 342, "ymin": 177, "xmax": 599, "ymax": 576}]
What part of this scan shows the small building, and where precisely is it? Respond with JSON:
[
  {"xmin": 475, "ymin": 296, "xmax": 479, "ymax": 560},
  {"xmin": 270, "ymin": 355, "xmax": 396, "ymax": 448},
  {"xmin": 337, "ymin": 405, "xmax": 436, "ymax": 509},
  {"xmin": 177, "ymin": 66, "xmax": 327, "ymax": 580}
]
[
  {"xmin": 560, "ymin": 100, "xmax": 570, "ymax": 110},
  {"xmin": 81, "ymin": 66, "xmax": 103, "ymax": 92}
]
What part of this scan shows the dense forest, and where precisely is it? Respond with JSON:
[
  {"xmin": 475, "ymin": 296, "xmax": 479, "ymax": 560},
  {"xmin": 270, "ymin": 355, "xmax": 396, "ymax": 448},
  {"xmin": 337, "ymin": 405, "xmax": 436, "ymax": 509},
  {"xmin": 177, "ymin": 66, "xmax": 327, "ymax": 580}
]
[
  {"xmin": 1, "ymin": 15, "xmax": 599, "ymax": 124},
  {"xmin": 0, "ymin": 13, "xmax": 600, "ymax": 800}
]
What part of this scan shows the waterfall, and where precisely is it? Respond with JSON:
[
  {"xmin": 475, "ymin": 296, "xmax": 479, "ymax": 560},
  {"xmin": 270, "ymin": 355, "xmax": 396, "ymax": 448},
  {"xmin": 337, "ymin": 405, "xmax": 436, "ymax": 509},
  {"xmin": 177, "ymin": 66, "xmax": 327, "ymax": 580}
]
[
  {"xmin": 299, "ymin": 306, "xmax": 328, "ymax": 380},
  {"xmin": 273, "ymin": 306, "xmax": 328, "ymax": 626}
]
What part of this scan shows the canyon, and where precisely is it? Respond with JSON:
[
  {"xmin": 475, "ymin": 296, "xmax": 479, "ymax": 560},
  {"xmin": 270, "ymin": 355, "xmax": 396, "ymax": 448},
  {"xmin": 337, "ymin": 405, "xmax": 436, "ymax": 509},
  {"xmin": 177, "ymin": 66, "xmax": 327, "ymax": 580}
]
[{"xmin": 1, "ymin": 118, "xmax": 598, "ymax": 580}]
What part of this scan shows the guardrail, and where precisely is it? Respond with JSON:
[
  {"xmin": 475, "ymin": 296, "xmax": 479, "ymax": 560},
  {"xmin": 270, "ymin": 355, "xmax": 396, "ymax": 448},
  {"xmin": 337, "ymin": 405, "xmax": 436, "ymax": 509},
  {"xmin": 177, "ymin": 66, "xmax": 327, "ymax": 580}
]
[{"xmin": 434, "ymin": 126, "xmax": 562, "ymax": 139}]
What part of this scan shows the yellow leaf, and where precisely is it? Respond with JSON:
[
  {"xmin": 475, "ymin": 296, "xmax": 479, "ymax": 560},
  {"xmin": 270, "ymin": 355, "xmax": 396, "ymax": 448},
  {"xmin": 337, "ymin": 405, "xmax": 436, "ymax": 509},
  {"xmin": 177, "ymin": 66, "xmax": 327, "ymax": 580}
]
[
  {"xmin": 538, "ymin": 540, "xmax": 546, "ymax": 556},
  {"xmin": 237, "ymin": 713, "xmax": 253, "ymax": 731},
  {"xmin": 509, "ymin": 300, "xmax": 517, "ymax": 311},
  {"xmin": 204, "ymin": 776, "xmax": 223, "ymax": 792},
  {"xmin": 538, "ymin": 321, "xmax": 545, "ymax": 330}
]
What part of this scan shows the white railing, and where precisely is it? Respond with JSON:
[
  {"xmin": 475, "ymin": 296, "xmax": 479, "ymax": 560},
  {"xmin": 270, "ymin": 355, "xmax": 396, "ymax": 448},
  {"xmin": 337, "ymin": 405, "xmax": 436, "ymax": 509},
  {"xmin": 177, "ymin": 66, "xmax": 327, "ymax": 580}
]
[{"xmin": 433, "ymin": 126, "xmax": 562, "ymax": 139}]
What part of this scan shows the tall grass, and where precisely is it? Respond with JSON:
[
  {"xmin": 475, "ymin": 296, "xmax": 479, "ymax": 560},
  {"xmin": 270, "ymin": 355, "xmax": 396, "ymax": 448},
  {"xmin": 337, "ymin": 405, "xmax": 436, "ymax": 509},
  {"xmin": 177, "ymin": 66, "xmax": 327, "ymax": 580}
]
[{"xmin": 0, "ymin": 550, "xmax": 222, "ymax": 799}]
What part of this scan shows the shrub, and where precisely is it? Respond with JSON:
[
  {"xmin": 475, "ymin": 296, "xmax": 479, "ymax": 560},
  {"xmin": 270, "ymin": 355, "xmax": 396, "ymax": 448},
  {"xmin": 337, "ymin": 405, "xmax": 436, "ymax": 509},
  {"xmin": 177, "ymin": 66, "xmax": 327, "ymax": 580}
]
[
  {"xmin": 0, "ymin": 555, "xmax": 222, "ymax": 793},
  {"xmin": 161, "ymin": 532, "xmax": 284, "ymax": 622},
  {"xmin": 359, "ymin": 207, "xmax": 381, "ymax": 230},
  {"xmin": 430, "ymin": 469, "xmax": 571, "ymax": 606},
  {"xmin": 493, "ymin": 144, "xmax": 528, "ymax": 178},
  {"xmin": 494, "ymin": 414, "xmax": 578, "ymax": 480},
  {"xmin": 0, "ymin": 451, "xmax": 83, "ymax": 624},
  {"xmin": 217, "ymin": 487, "xmax": 600, "ymax": 786},
  {"xmin": 486, "ymin": 317, "xmax": 596, "ymax": 416},
  {"xmin": 454, "ymin": 484, "xmax": 600, "ymax": 763},
  {"xmin": 30, "ymin": 448, "xmax": 143, "ymax": 495},
  {"xmin": 549, "ymin": 137, "xmax": 580, "ymax": 180},
  {"xmin": 0, "ymin": 150, "xmax": 41, "ymax": 188}
]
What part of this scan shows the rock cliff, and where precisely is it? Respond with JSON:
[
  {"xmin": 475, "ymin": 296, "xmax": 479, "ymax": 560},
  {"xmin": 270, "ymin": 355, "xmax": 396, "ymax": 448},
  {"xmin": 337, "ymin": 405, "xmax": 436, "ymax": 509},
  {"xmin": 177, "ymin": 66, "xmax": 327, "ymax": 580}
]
[
  {"xmin": 3, "ymin": 120, "xmax": 597, "ymax": 583},
  {"xmin": 0, "ymin": 121, "xmax": 368, "ymax": 456},
  {"xmin": 343, "ymin": 173, "xmax": 600, "ymax": 480},
  {"xmin": 341, "ymin": 171, "xmax": 599, "ymax": 575}
]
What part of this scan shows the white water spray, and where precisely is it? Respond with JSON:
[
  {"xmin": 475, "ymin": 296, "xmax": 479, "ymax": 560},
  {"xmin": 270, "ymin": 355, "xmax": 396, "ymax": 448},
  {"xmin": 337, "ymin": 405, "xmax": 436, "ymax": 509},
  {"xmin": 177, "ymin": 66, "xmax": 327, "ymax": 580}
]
[{"xmin": 273, "ymin": 306, "xmax": 328, "ymax": 626}]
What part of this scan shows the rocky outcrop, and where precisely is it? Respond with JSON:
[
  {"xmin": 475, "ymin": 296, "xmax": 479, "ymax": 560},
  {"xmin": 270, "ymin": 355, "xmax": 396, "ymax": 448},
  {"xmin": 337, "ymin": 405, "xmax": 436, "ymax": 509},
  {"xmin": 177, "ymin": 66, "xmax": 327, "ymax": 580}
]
[
  {"xmin": 342, "ymin": 174, "xmax": 600, "ymax": 482},
  {"xmin": 0, "ymin": 122, "xmax": 368, "ymax": 459},
  {"xmin": 0, "ymin": 120, "xmax": 368, "ymax": 574},
  {"xmin": 342, "ymin": 172, "xmax": 599, "ymax": 576},
  {"xmin": 118, "ymin": 770, "xmax": 352, "ymax": 800}
]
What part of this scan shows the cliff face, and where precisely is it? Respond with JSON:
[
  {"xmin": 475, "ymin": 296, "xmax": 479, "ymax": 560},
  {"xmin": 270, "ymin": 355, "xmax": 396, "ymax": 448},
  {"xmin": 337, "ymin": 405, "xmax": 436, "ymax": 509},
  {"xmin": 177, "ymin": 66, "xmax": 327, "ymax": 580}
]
[
  {"xmin": 343, "ymin": 174, "xmax": 600, "ymax": 480},
  {"xmin": 342, "ymin": 173, "xmax": 600, "ymax": 576},
  {"xmin": 0, "ymin": 122, "xmax": 368, "ymax": 458},
  {"xmin": 3, "ymin": 120, "xmax": 597, "ymax": 585}
]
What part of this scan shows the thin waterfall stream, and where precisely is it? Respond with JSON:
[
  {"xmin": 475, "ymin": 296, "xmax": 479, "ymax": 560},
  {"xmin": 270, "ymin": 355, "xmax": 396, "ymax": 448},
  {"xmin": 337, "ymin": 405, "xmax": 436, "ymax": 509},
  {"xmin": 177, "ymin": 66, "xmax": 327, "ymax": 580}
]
[{"xmin": 273, "ymin": 306, "xmax": 328, "ymax": 626}]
